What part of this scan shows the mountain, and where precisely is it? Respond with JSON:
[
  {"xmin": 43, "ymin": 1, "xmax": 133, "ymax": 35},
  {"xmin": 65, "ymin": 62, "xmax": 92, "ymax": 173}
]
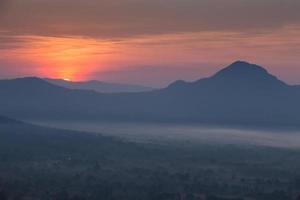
[
  {"xmin": 0, "ymin": 115, "xmax": 145, "ymax": 163},
  {"xmin": 161, "ymin": 61, "xmax": 300, "ymax": 126},
  {"xmin": 0, "ymin": 61, "xmax": 300, "ymax": 127},
  {"xmin": 44, "ymin": 78, "xmax": 154, "ymax": 93},
  {"xmin": 167, "ymin": 61, "xmax": 287, "ymax": 91}
]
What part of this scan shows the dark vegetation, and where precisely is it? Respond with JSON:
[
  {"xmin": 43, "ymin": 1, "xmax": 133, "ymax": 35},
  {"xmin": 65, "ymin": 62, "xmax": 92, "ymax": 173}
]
[{"xmin": 1, "ymin": 120, "xmax": 300, "ymax": 200}]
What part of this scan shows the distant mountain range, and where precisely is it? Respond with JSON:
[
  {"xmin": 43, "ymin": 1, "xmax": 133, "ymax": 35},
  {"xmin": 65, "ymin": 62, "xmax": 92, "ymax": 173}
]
[
  {"xmin": 1, "ymin": 61, "xmax": 300, "ymax": 127},
  {"xmin": 44, "ymin": 78, "xmax": 154, "ymax": 93}
]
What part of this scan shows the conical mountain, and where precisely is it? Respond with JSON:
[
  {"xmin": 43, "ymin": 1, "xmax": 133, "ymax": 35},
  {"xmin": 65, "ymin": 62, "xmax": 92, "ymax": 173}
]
[
  {"xmin": 210, "ymin": 61, "xmax": 286, "ymax": 88},
  {"xmin": 167, "ymin": 61, "xmax": 287, "ymax": 93}
]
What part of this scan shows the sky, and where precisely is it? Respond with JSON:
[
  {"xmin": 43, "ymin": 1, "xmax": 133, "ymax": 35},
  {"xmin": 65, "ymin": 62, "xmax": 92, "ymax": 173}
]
[{"xmin": 0, "ymin": 0, "xmax": 300, "ymax": 87}]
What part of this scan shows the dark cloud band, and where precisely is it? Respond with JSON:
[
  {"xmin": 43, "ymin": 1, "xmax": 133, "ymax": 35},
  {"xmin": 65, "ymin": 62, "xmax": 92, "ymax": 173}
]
[{"xmin": 0, "ymin": 0, "xmax": 300, "ymax": 39}]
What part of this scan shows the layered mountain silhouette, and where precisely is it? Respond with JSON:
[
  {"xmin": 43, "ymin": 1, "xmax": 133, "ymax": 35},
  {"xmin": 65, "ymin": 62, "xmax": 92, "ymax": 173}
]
[
  {"xmin": 44, "ymin": 78, "xmax": 154, "ymax": 93},
  {"xmin": 0, "ymin": 61, "xmax": 299, "ymax": 127}
]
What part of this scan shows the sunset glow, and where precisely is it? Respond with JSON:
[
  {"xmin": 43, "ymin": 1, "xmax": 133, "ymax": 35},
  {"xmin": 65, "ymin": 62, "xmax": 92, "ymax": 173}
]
[
  {"xmin": 4, "ymin": 36, "xmax": 116, "ymax": 81},
  {"xmin": 2, "ymin": 1, "xmax": 300, "ymax": 198},
  {"xmin": 0, "ymin": 0, "xmax": 300, "ymax": 86},
  {"xmin": 1, "ymin": 27, "xmax": 300, "ymax": 86}
]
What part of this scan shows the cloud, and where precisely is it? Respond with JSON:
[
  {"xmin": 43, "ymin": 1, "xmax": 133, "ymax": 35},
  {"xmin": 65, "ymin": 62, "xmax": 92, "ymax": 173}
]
[
  {"xmin": 0, "ymin": 0, "xmax": 300, "ymax": 86},
  {"xmin": 0, "ymin": 0, "xmax": 8, "ymax": 12},
  {"xmin": 0, "ymin": 0, "xmax": 300, "ymax": 39},
  {"xmin": 0, "ymin": 34, "xmax": 30, "ymax": 50}
]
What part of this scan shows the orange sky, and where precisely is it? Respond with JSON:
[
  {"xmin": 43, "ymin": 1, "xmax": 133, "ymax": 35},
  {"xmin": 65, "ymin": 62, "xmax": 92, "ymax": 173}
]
[{"xmin": 0, "ymin": 0, "xmax": 300, "ymax": 86}]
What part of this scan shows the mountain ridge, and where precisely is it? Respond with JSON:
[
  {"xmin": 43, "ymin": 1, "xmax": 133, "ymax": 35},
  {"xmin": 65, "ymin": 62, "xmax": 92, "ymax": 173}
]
[
  {"xmin": 0, "ymin": 61, "xmax": 300, "ymax": 127},
  {"xmin": 167, "ymin": 61, "xmax": 287, "ymax": 91},
  {"xmin": 44, "ymin": 78, "xmax": 154, "ymax": 93}
]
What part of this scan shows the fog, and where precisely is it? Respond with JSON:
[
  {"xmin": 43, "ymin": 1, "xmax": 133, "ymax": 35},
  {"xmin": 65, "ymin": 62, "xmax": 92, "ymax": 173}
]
[{"xmin": 29, "ymin": 120, "xmax": 300, "ymax": 148}]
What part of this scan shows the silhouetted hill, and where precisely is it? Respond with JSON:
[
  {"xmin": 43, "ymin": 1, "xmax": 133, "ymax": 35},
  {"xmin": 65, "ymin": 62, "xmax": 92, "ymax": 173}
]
[
  {"xmin": 0, "ymin": 77, "xmax": 105, "ymax": 118},
  {"xmin": 0, "ymin": 61, "xmax": 300, "ymax": 127},
  {"xmin": 162, "ymin": 61, "xmax": 300, "ymax": 126},
  {"xmin": 44, "ymin": 78, "xmax": 154, "ymax": 93},
  {"xmin": 213, "ymin": 61, "xmax": 285, "ymax": 84},
  {"xmin": 0, "ymin": 117, "xmax": 145, "ymax": 162},
  {"xmin": 0, "ymin": 77, "xmax": 68, "ymax": 96},
  {"xmin": 167, "ymin": 61, "xmax": 287, "ymax": 92}
]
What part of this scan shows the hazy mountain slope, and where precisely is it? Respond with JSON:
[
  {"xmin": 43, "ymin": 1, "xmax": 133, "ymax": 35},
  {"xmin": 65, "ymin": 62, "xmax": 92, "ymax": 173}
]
[
  {"xmin": 1, "ymin": 61, "xmax": 300, "ymax": 127},
  {"xmin": 44, "ymin": 78, "xmax": 154, "ymax": 93},
  {"xmin": 0, "ymin": 77, "xmax": 158, "ymax": 120},
  {"xmin": 2, "ymin": 116, "xmax": 300, "ymax": 199},
  {"xmin": 0, "ymin": 117, "xmax": 144, "ymax": 161}
]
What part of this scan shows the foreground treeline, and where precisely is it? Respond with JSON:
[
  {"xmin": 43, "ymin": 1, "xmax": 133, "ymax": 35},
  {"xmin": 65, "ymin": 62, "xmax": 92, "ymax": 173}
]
[{"xmin": 1, "ymin": 123, "xmax": 300, "ymax": 200}]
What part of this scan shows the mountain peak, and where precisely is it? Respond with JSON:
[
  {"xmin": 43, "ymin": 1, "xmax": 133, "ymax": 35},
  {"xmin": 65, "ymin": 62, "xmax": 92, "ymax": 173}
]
[
  {"xmin": 213, "ymin": 61, "xmax": 269, "ymax": 78},
  {"xmin": 0, "ymin": 77, "xmax": 68, "ymax": 93},
  {"xmin": 166, "ymin": 61, "xmax": 287, "ymax": 92},
  {"xmin": 209, "ymin": 61, "xmax": 287, "ymax": 88}
]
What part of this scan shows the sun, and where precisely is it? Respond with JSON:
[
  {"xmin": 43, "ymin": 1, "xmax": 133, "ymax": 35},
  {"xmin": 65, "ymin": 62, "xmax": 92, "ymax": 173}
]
[{"xmin": 19, "ymin": 36, "xmax": 105, "ymax": 82}]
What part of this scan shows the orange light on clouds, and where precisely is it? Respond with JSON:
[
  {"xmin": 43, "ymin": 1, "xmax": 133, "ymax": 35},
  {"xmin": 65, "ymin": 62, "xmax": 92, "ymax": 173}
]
[
  {"xmin": 6, "ymin": 36, "xmax": 116, "ymax": 81},
  {"xmin": 0, "ymin": 25, "xmax": 300, "ymax": 86},
  {"xmin": 34, "ymin": 36, "xmax": 116, "ymax": 80}
]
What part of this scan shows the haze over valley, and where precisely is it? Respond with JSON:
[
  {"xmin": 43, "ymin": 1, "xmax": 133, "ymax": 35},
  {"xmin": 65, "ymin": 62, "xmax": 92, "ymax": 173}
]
[{"xmin": 1, "ymin": 0, "xmax": 300, "ymax": 199}]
